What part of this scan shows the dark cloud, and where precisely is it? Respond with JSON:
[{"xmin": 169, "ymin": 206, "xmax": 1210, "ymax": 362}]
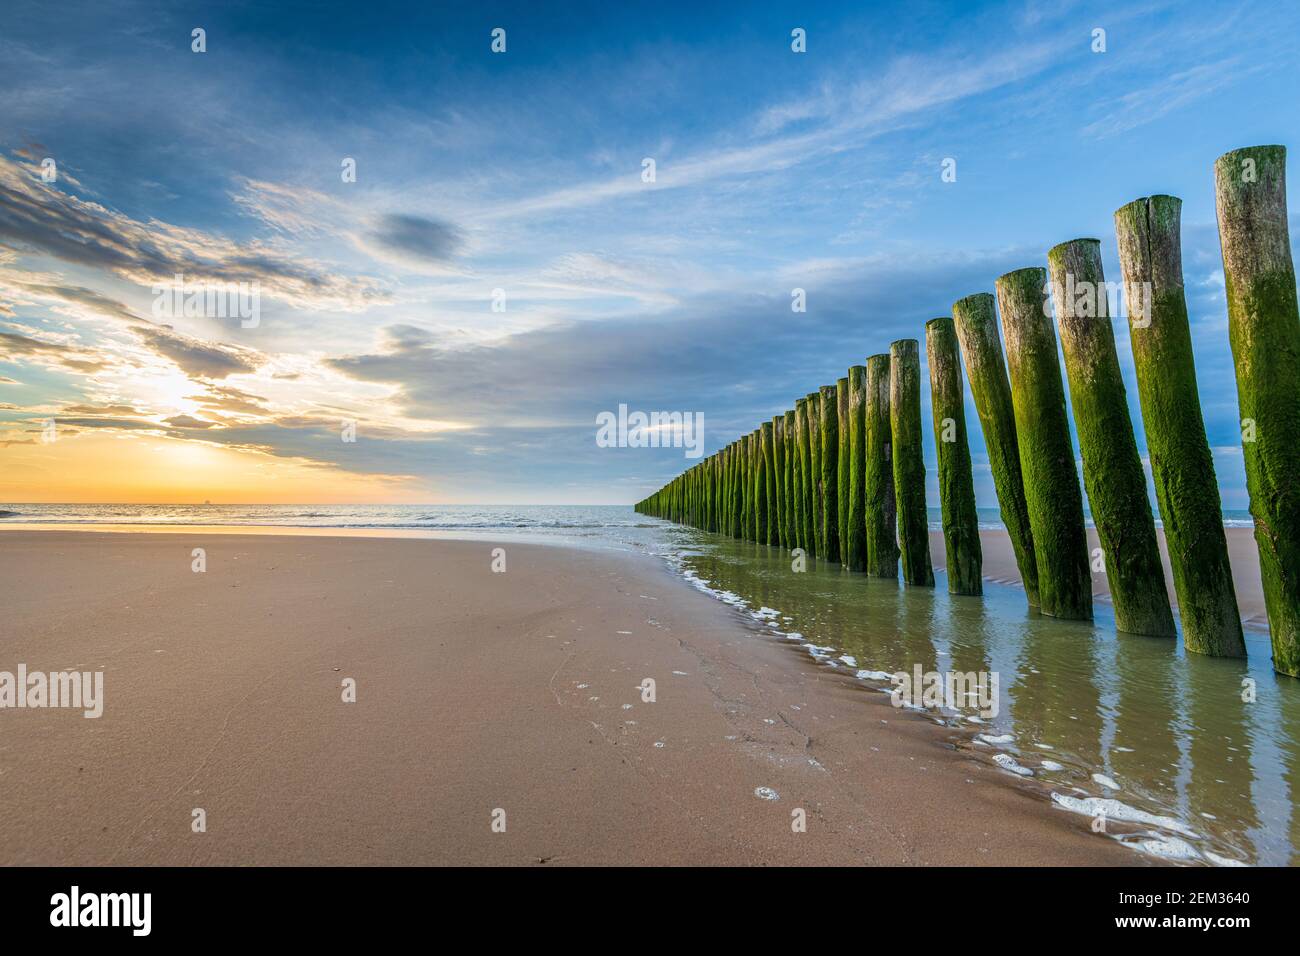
[
  {"xmin": 53, "ymin": 416, "xmax": 157, "ymax": 429},
  {"xmin": 0, "ymin": 331, "xmax": 111, "ymax": 372},
  {"xmin": 0, "ymin": 153, "xmax": 386, "ymax": 312},
  {"xmin": 61, "ymin": 403, "xmax": 146, "ymax": 416},
  {"xmin": 164, "ymin": 414, "xmax": 218, "ymax": 429},
  {"xmin": 366, "ymin": 213, "xmax": 461, "ymax": 265},
  {"xmin": 134, "ymin": 326, "xmax": 263, "ymax": 379}
]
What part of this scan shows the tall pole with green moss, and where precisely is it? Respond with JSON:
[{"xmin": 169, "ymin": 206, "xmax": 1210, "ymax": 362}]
[
  {"xmin": 865, "ymin": 354, "xmax": 900, "ymax": 578},
  {"xmin": 837, "ymin": 376, "xmax": 850, "ymax": 564},
  {"xmin": 1049, "ymin": 239, "xmax": 1175, "ymax": 637},
  {"xmin": 1115, "ymin": 194, "xmax": 1245, "ymax": 657},
  {"xmin": 733, "ymin": 437, "xmax": 743, "ymax": 537},
  {"xmin": 1215, "ymin": 145, "xmax": 1300, "ymax": 676},
  {"xmin": 952, "ymin": 293, "xmax": 1039, "ymax": 606},
  {"xmin": 996, "ymin": 267, "xmax": 1092, "ymax": 620},
  {"xmin": 845, "ymin": 365, "xmax": 868, "ymax": 572},
  {"xmin": 759, "ymin": 418, "xmax": 769, "ymax": 546},
  {"xmin": 926, "ymin": 318, "xmax": 982, "ymax": 595},
  {"xmin": 820, "ymin": 384, "xmax": 840, "ymax": 563},
  {"xmin": 794, "ymin": 399, "xmax": 810, "ymax": 552},
  {"xmin": 805, "ymin": 392, "xmax": 822, "ymax": 557},
  {"xmin": 783, "ymin": 409, "xmax": 797, "ymax": 549},
  {"xmin": 890, "ymin": 340, "xmax": 934, "ymax": 587},
  {"xmin": 771, "ymin": 415, "xmax": 785, "ymax": 549}
]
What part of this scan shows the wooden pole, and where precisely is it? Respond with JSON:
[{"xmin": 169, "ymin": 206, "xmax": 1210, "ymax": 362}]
[
  {"xmin": 837, "ymin": 376, "xmax": 850, "ymax": 565},
  {"xmin": 890, "ymin": 339, "xmax": 935, "ymax": 587},
  {"xmin": 820, "ymin": 384, "xmax": 840, "ymax": 563},
  {"xmin": 996, "ymin": 267, "xmax": 1092, "ymax": 620},
  {"xmin": 762, "ymin": 419, "xmax": 777, "ymax": 546},
  {"xmin": 805, "ymin": 391, "xmax": 822, "ymax": 557},
  {"xmin": 952, "ymin": 292, "xmax": 1039, "ymax": 606},
  {"xmin": 926, "ymin": 317, "xmax": 983, "ymax": 595},
  {"xmin": 771, "ymin": 415, "xmax": 786, "ymax": 549},
  {"xmin": 1049, "ymin": 238, "xmax": 1175, "ymax": 637},
  {"xmin": 783, "ymin": 409, "xmax": 797, "ymax": 550},
  {"xmin": 845, "ymin": 365, "xmax": 868, "ymax": 571},
  {"xmin": 1115, "ymin": 194, "xmax": 1245, "ymax": 657},
  {"xmin": 1215, "ymin": 145, "xmax": 1300, "ymax": 675},
  {"xmin": 865, "ymin": 354, "xmax": 899, "ymax": 578},
  {"xmin": 794, "ymin": 398, "xmax": 811, "ymax": 553}
]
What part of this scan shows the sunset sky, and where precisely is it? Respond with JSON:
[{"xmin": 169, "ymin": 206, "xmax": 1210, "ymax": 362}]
[{"xmin": 2, "ymin": 0, "xmax": 1298, "ymax": 505}]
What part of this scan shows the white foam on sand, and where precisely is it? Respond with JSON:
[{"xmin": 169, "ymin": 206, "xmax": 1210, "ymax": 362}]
[
  {"xmin": 1050, "ymin": 793, "xmax": 1197, "ymax": 837},
  {"xmin": 1092, "ymin": 773, "xmax": 1120, "ymax": 791},
  {"xmin": 993, "ymin": 753, "xmax": 1033, "ymax": 777}
]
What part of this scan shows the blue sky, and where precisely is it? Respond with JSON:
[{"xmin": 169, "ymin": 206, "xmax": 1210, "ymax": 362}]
[{"xmin": 1, "ymin": 0, "xmax": 1298, "ymax": 505}]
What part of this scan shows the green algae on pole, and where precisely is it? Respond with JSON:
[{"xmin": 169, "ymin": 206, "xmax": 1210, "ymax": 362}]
[
  {"xmin": 1215, "ymin": 145, "xmax": 1300, "ymax": 676},
  {"xmin": 762, "ymin": 419, "xmax": 778, "ymax": 546},
  {"xmin": 820, "ymin": 384, "xmax": 841, "ymax": 563},
  {"xmin": 996, "ymin": 267, "xmax": 1092, "ymax": 621},
  {"xmin": 845, "ymin": 365, "xmax": 868, "ymax": 572},
  {"xmin": 794, "ymin": 399, "xmax": 810, "ymax": 553},
  {"xmin": 1115, "ymin": 194, "xmax": 1245, "ymax": 658},
  {"xmin": 752, "ymin": 428, "xmax": 763, "ymax": 542},
  {"xmin": 729, "ymin": 440, "xmax": 743, "ymax": 539},
  {"xmin": 836, "ymin": 377, "xmax": 850, "ymax": 565},
  {"xmin": 952, "ymin": 293, "xmax": 1039, "ymax": 606},
  {"xmin": 890, "ymin": 339, "xmax": 935, "ymax": 587},
  {"xmin": 783, "ymin": 409, "xmax": 797, "ymax": 550},
  {"xmin": 925, "ymin": 318, "xmax": 982, "ymax": 595},
  {"xmin": 1048, "ymin": 239, "xmax": 1175, "ymax": 638},
  {"xmin": 806, "ymin": 392, "xmax": 823, "ymax": 557},
  {"xmin": 865, "ymin": 354, "xmax": 899, "ymax": 578},
  {"xmin": 771, "ymin": 415, "xmax": 786, "ymax": 549}
]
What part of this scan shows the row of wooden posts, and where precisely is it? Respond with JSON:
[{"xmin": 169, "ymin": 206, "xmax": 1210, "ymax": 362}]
[{"xmin": 635, "ymin": 145, "xmax": 1300, "ymax": 678}]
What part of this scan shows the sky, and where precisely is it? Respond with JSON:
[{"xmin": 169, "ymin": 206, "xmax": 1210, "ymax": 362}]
[{"xmin": 1, "ymin": 0, "xmax": 1298, "ymax": 506}]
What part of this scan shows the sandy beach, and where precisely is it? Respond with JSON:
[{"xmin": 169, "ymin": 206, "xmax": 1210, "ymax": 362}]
[{"xmin": 0, "ymin": 529, "xmax": 1143, "ymax": 866}]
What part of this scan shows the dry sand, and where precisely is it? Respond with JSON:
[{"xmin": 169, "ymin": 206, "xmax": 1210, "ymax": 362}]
[
  {"xmin": 0, "ymin": 530, "xmax": 1139, "ymax": 866},
  {"xmin": 932, "ymin": 527, "xmax": 1267, "ymax": 629}
]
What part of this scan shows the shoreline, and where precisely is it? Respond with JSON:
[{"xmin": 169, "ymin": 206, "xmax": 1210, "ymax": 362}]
[
  {"xmin": 0, "ymin": 529, "xmax": 1142, "ymax": 866},
  {"xmin": 930, "ymin": 527, "xmax": 1269, "ymax": 633}
]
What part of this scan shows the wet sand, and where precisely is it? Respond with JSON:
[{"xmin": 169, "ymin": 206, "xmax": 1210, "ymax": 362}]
[
  {"xmin": 931, "ymin": 527, "xmax": 1267, "ymax": 629},
  {"xmin": 0, "ymin": 530, "xmax": 1138, "ymax": 866}
]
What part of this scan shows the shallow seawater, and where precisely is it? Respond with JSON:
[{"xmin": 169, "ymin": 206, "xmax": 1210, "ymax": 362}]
[{"xmin": 662, "ymin": 529, "xmax": 1299, "ymax": 867}]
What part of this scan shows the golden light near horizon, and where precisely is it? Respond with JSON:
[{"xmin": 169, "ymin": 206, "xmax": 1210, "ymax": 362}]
[{"xmin": 0, "ymin": 429, "xmax": 431, "ymax": 503}]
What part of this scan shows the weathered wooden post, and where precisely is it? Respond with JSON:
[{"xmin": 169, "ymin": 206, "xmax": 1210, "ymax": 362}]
[
  {"xmin": 996, "ymin": 267, "xmax": 1092, "ymax": 620},
  {"xmin": 926, "ymin": 318, "xmax": 983, "ymax": 595},
  {"xmin": 806, "ymin": 392, "xmax": 823, "ymax": 556},
  {"xmin": 783, "ymin": 409, "xmax": 797, "ymax": 549},
  {"xmin": 820, "ymin": 384, "xmax": 841, "ymax": 563},
  {"xmin": 730, "ymin": 440, "xmax": 743, "ymax": 539},
  {"xmin": 846, "ymin": 365, "xmax": 868, "ymax": 572},
  {"xmin": 750, "ymin": 428, "xmax": 762, "ymax": 542},
  {"xmin": 1115, "ymin": 194, "xmax": 1245, "ymax": 657},
  {"xmin": 865, "ymin": 354, "xmax": 900, "ymax": 578},
  {"xmin": 890, "ymin": 340, "xmax": 935, "ymax": 587},
  {"xmin": 762, "ymin": 419, "xmax": 778, "ymax": 546},
  {"xmin": 1049, "ymin": 238, "xmax": 1175, "ymax": 637},
  {"xmin": 794, "ymin": 398, "xmax": 811, "ymax": 553},
  {"xmin": 770, "ymin": 416, "xmax": 785, "ymax": 549},
  {"xmin": 837, "ymin": 376, "xmax": 850, "ymax": 564},
  {"xmin": 750, "ymin": 427, "xmax": 765, "ymax": 543},
  {"xmin": 952, "ymin": 293, "xmax": 1039, "ymax": 606},
  {"xmin": 1215, "ymin": 145, "xmax": 1300, "ymax": 675},
  {"xmin": 742, "ymin": 436, "xmax": 752, "ymax": 537}
]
